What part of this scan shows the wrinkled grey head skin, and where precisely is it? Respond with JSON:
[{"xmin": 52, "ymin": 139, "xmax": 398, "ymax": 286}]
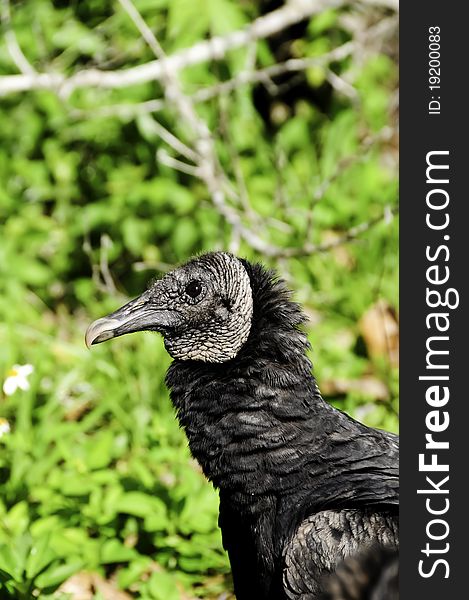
[{"xmin": 85, "ymin": 252, "xmax": 253, "ymax": 363}]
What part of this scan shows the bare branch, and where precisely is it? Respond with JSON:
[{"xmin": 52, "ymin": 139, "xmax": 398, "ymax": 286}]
[
  {"xmin": 157, "ymin": 149, "xmax": 199, "ymax": 176},
  {"xmin": 133, "ymin": 260, "xmax": 174, "ymax": 273},
  {"xmin": 118, "ymin": 0, "xmax": 283, "ymax": 257},
  {"xmin": 69, "ymin": 99, "xmax": 166, "ymax": 120},
  {"xmin": 313, "ymin": 126, "xmax": 394, "ymax": 204},
  {"xmin": 1, "ymin": 0, "xmax": 36, "ymax": 75},
  {"xmin": 141, "ymin": 115, "xmax": 199, "ymax": 162},
  {"xmin": 117, "ymin": 0, "xmax": 398, "ymax": 260},
  {"xmin": 326, "ymin": 69, "xmax": 358, "ymax": 100},
  {"xmin": 3, "ymin": 0, "xmax": 397, "ymax": 262},
  {"xmin": 82, "ymin": 232, "xmax": 120, "ymax": 295},
  {"xmin": 1, "ymin": 0, "xmax": 346, "ymax": 97},
  {"xmin": 272, "ymin": 205, "xmax": 398, "ymax": 259},
  {"xmin": 99, "ymin": 234, "xmax": 118, "ymax": 294},
  {"xmin": 118, "ymin": 0, "xmax": 164, "ymax": 59},
  {"xmin": 68, "ymin": 15, "xmax": 396, "ymax": 121},
  {"xmin": 359, "ymin": 0, "xmax": 399, "ymax": 10}
]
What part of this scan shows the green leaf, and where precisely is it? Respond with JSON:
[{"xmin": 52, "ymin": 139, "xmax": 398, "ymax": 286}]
[
  {"xmin": 115, "ymin": 492, "xmax": 167, "ymax": 520},
  {"xmin": 147, "ymin": 570, "xmax": 180, "ymax": 600},
  {"xmin": 100, "ymin": 539, "xmax": 137, "ymax": 564},
  {"xmin": 167, "ymin": 0, "xmax": 210, "ymax": 49},
  {"xmin": 26, "ymin": 533, "xmax": 56, "ymax": 579},
  {"xmin": 308, "ymin": 9, "xmax": 338, "ymax": 35},
  {"xmin": 4, "ymin": 502, "xmax": 29, "ymax": 537},
  {"xmin": 0, "ymin": 544, "xmax": 22, "ymax": 581},
  {"xmin": 117, "ymin": 556, "xmax": 152, "ymax": 589},
  {"xmin": 84, "ymin": 431, "xmax": 115, "ymax": 470},
  {"xmin": 35, "ymin": 560, "xmax": 83, "ymax": 589},
  {"xmin": 171, "ymin": 220, "xmax": 199, "ymax": 258}
]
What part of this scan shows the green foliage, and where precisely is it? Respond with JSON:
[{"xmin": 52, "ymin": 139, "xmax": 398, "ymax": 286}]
[{"xmin": 0, "ymin": 1, "xmax": 397, "ymax": 597}]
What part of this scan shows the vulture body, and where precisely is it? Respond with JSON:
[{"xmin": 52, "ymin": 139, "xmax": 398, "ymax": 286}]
[{"xmin": 86, "ymin": 252, "xmax": 399, "ymax": 599}]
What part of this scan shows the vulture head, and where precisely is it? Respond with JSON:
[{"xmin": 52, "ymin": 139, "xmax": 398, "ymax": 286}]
[{"xmin": 85, "ymin": 252, "xmax": 253, "ymax": 363}]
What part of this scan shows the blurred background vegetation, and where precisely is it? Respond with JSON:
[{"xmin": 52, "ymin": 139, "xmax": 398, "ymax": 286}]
[{"xmin": 0, "ymin": 0, "xmax": 398, "ymax": 598}]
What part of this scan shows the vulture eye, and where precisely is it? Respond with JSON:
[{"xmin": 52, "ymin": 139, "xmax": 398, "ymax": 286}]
[{"xmin": 185, "ymin": 280, "xmax": 203, "ymax": 299}]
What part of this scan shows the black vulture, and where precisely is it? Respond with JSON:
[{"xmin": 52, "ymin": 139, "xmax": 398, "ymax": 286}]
[{"xmin": 85, "ymin": 252, "xmax": 399, "ymax": 600}]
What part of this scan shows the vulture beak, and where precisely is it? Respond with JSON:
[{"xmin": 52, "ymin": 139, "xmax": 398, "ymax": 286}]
[{"xmin": 85, "ymin": 288, "xmax": 181, "ymax": 348}]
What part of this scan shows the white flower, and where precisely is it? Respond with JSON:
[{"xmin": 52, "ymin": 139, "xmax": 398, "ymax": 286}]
[
  {"xmin": 0, "ymin": 418, "xmax": 10, "ymax": 438},
  {"xmin": 3, "ymin": 364, "xmax": 34, "ymax": 396}
]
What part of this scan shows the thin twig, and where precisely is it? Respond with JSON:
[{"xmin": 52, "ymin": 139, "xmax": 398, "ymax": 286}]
[
  {"xmin": 276, "ymin": 205, "xmax": 398, "ymax": 259},
  {"xmin": 133, "ymin": 260, "xmax": 174, "ymax": 273},
  {"xmin": 99, "ymin": 234, "xmax": 118, "ymax": 293},
  {"xmin": 157, "ymin": 149, "xmax": 199, "ymax": 176},
  {"xmin": 1, "ymin": 0, "xmax": 36, "ymax": 75},
  {"xmin": 303, "ymin": 125, "xmax": 393, "ymax": 240},
  {"xmin": 67, "ymin": 16, "xmax": 396, "ymax": 121},
  {"xmin": 119, "ymin": 0, "xmax": 398, "ymax": 259},
  {"xmin": 326, "ymin": 69, "xmax": 358, "ymax": 100},
  {"xmin": 1, "ymin": 0, "xmax": 350, "ymax": 97},
  {"xmin": 118, "ymin": 0, "xmax": 280, "ymax": 257},
  {"xmin": 143, "ymin": 116, "xmax": 199, "ymax": 162}
]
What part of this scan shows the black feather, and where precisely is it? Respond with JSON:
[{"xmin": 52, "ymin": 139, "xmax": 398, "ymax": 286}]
[{"xmin": 164, "ymin": 259, "xmax": 399, "ymax": 599}]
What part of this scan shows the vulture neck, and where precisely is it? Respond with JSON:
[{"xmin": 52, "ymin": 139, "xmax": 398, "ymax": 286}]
[
  {"xmin": 166, "ymin": 262, "xmax": 324, "ymax": 497},
  {"xmin": 166, "ymin": 263, "xmax": 331, "ymax": 594}
]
